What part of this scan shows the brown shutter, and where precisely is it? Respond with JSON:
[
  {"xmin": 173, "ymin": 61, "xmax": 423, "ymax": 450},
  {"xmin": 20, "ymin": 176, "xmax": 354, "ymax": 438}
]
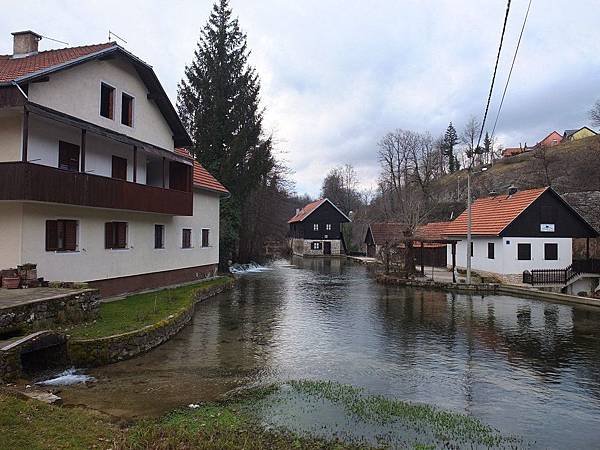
[
  {"xmin": 108, "ymin": 88, "xmax": 114, "ymax": 119},
  {"xmin": 116, "ymin": 222, "xmax": 127, "ymax": 248},
  {"xmin": 105, "ymin": 222, "xmax": 114, "ymax": 249},
  {"xmin": 45, "ymin": 220, "xmax": 58, "ymax": 251},
  {"xmin": 64, "ymin": 220, "xmax": 77, "ymax": 251}
]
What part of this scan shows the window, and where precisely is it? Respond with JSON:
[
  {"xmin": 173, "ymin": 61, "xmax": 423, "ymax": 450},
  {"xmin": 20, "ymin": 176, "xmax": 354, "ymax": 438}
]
[
  {"xmin": 105, "ymin": 222, "xmax": 127, "ymax": 249},
  {"xmin": 517, "ymin": 243, "xmax": 531, "ymax": 260},
  {"xmin": 201, "ymin": 229, "xmax": 210, "ymax": 248},
  {"xmin": 46, "ymin": 220, "xmax": 78, "ymax": 251},
  {"xmin": 311, "ymin": 242, "xmax": 322, "ymax": 250},
  {"xmin": 121, "ymin": 92, "xmax": 134, "ymax": 127},
  {"xmin": 313, "ymin": 224, "xmax": 319, "ymax": 231},
  {"xmin": 182, "ymin": 229, "xmax": 192, "ymax": 248},
  {"xmin": 112, "ymin": 155, "xmax": 127, "ymax": 180},
  {"xmin": 545, "ymin": 243, "xmax": 558, "ymax": 260},
  {"xmin": 154, "ymin": 225, "xmax": 165, "ymax": 249},
  {"xmin": 58, "ymin": 141, "xmax": 80, "ymax": 171},
  {"xmin": 100, "ymin": 82, "xmax": 115, "ymax": 119},
  {"xmin": 326, "ymin": 224, "xmax": 332, "ymax": 231},
  {"xmin": 487, "ymin": 242, "xmax": 495, "ymax": 259},
  {"xmin": 470, "ymin": 242, "xmax": 474, "ymax": 257}
]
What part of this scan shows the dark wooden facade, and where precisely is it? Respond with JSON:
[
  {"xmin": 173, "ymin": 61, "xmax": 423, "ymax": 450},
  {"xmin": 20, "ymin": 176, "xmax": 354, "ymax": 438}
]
[
  {"xmin": 502, "ymin": 189, "xmax": 598, "ymax": 238},
  {"xmin": 0, "ymin": 162, "xmax": 193, "ymax": 216},
  {"xmin": 289, "ymin": 201, "xmax": 349, "ymax": 240}
]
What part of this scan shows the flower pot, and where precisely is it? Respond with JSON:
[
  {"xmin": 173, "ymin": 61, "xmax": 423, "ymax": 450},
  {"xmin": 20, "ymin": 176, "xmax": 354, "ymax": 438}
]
[{"xmin": 2, "ymin": 276, "xmax": 20, "ymax": 289}]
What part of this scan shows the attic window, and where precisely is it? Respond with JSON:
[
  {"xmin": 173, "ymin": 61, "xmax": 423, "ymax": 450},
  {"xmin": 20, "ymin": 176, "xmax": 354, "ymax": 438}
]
[
  {"xmin": 100, "ymin": 83, "xmax": 115, "ymax": 119},
  {"xmin": 121, "ymin": 93, "xmax": 134, "ymax": 127}
]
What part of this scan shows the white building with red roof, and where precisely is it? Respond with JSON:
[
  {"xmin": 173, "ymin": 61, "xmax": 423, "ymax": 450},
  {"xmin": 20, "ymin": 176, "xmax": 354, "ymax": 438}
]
[
  {"xmin": 444, "ymin": 187, "xmax": 598, "ymax": 288},
  {"xmin": 0, "ymin": 31, "xmax": 228, "ymax": 296}
]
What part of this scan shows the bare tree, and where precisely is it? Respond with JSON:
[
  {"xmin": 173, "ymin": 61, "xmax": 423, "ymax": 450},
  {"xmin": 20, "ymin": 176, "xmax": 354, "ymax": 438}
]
[
  {"xmin": 461, "ymin": 116, "xmax": 481, "ymax": 166},
  {"xmin": 590, "ymin": 99, "xmax": 600, "ymax": 129}
]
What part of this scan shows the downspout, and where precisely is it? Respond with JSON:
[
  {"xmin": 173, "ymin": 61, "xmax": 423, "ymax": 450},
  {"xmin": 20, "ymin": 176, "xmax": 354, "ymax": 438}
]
[{"xmin": 11, "ymin": 80, "xmax": 28, "ymax": 100}]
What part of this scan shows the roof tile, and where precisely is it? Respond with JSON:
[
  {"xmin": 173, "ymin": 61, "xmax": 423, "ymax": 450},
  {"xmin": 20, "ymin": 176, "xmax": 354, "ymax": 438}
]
[
  {"xmin": 174, "ymin": 148, "xmax": 229, "ymax": 194},
  {"xmin": 288, "ymin": 199, "xmax": 327, "ymax": 223}
]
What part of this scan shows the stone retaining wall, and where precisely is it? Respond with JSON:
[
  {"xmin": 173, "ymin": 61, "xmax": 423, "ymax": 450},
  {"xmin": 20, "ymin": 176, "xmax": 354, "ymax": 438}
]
[
  {"xmin": 68, "ymin": 279, "xmax": 235, "ymax": 367},
  {"xmin": 0, "ymin": 290, "xmax": 99, "ymax": 335}
]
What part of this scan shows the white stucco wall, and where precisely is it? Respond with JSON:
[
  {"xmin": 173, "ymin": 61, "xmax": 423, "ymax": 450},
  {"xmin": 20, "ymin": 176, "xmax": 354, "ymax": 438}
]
[
  {"xmin": 0, "ymin": 111, "xmax": 22, "ymax": 162},
  {"xmin": 447, "ymin": 236, "xmax": 573, "ymax": 274},
  {"xmin": 0, "ymin": 202, "xmax": 23, "ymax": 269},
  {"xmin": 28, "ymin": 57, "xmax": 175, "ymax": 151},
  {"xmin": 14, "ymin": 190, "xmax": 220, "ymax": 282}
]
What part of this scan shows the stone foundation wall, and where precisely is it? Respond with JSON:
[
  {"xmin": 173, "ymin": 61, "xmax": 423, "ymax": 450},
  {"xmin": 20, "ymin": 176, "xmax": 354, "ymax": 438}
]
[
  {"xmin": 0, "ymin": 290, "xmax": 99, "ymax": 335},
  {"xmin": 291, "ymin": 238, "xmax": 343, "ymax": 257},
  {"xmin": 68, "ymin": 279, "xmax": 235, "ymax": 367}
]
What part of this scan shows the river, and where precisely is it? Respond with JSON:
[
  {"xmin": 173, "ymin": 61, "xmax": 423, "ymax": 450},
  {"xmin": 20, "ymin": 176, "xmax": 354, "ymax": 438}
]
[{"xmin": 60, "ymin": 257, "xmax": 600, "ymax": 448}]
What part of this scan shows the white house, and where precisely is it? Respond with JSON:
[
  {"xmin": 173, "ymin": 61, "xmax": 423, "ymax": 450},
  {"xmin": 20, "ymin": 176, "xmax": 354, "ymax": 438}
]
[
  {"xmin": 444, "ymin": 187, "xmax": 599, "ymax": 288},
  {"xmin": 0, "ymin": 31, "xmax": 228, "ymax": 296}
]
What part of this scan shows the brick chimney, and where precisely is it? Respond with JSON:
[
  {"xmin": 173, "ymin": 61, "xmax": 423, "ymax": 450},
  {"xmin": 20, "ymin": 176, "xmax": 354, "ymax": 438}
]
[{"xmin": 12, "ymin": 30, "xmax": 42, "ymax": 58}]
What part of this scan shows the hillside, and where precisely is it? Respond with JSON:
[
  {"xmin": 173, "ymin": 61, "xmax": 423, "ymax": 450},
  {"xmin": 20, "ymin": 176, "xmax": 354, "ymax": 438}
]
[{"xmin": 431, "ymin": 134, "xmax": 600, "ymax": 221}]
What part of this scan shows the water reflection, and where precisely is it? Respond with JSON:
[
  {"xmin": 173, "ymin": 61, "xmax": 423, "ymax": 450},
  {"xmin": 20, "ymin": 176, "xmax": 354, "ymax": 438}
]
[{"xmin": 60, "ymin": 259, "xmax": 600, "ymax": 448}]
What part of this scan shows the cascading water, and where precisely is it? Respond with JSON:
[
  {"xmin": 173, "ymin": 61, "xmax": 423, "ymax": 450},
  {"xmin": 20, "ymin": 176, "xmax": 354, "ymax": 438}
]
[
  {"xmin": 36, "ymin": 368, "xmax": 95, "ymax": 386},
  {"xmin": 229, "ymin": 262, "xmax": 272, "ymax": 274}
]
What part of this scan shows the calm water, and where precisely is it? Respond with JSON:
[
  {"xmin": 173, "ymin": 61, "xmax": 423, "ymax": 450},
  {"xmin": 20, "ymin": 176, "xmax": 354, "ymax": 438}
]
[{"xmin": 61, "ymin": 258, "xmax": 600, "ymax": 448}]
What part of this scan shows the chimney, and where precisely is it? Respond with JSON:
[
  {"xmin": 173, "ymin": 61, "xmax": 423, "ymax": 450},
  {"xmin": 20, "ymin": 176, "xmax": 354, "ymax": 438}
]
[
  {"xmin": 508, "ymin": 185, "xmax": 518, "ymax": 196},
  {"xmin": 11, "ymin": 30, "xmax": 42, "ymax": 58},
  {"xmin": 295, "ymin": 208, "xmax": 300, "ymax": 215}
]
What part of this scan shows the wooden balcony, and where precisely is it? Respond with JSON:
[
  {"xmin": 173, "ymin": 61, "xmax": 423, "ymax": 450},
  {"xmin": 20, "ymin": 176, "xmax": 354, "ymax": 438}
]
[{"xmin": 0, "ymin": 162, "xmax": 193, "ymax": 216}]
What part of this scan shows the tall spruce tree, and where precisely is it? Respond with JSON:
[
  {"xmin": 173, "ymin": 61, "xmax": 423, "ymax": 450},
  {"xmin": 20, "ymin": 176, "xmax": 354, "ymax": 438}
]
[
  {"xmin": 178, "ymin": 0, "xmax": 275, "ymax": 265},
  {"xmin": 483, "ymin": 132, "xmax": 492, "ymax": 164},
  {"xmin": 441, "ymin": 122, "xmax": 459, "ymax": 173}
]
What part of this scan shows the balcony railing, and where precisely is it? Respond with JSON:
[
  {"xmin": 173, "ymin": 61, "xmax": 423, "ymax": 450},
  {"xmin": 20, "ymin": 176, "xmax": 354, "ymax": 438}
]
[
  {"xmin": 523, "ymin": 259, "xmax": 600, "ymax": 285},
  {"xmin": 0, "ymin": 162, "xmax": 193, "ymax": 216}
]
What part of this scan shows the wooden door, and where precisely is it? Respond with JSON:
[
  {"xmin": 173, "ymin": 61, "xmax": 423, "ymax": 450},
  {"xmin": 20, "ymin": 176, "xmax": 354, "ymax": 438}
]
[{"xmin": 324, "ymin": 241, "xmax": 332, "ymax": 255}]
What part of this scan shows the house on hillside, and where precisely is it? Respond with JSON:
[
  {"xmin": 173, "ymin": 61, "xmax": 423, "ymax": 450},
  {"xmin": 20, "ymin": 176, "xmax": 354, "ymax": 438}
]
[
  {"xmin": 443, "ymin": 187, "xmax": 599, "ymax": 293},
  {"xmin": 0, "ymin": 31, "xmax": 228, "ymax": 297},
  {"xmin": 288, "ymin": 198, "xmax": 350, "ymax": 257},
  {"xmin": 563, "ymin": 127, "xmax": 598, "ymax": 141},
  {"xmin": 537, "ymin": 131, "xmax": 563, "ymax": 148}
]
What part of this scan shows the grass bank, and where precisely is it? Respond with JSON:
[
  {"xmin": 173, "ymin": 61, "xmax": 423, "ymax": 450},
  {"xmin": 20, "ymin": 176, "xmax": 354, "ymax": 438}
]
[
  {"xmin": 1, "ymin": 381, "xmax": 526, "ymax": 449},
  {"xmin": 65, "ymin": 277, "xmax": 231, "ymax": 339}
]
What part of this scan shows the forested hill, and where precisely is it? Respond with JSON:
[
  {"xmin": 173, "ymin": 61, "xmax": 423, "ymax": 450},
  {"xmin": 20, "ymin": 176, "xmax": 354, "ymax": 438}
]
[{"xmin": 432, "ymin": 134, "xmax": 600, "ymax": 224}]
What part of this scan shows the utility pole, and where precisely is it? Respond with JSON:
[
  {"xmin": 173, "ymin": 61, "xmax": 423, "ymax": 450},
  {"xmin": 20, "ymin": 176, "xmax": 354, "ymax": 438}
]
[{"xmin": 466, "ymin": 168, "xmax": 472, "ymax": 284}]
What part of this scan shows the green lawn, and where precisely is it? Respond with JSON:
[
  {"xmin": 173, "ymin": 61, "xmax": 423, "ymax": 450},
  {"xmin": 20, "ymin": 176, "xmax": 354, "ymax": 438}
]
[
  {"xmin": 0, "ymin": 393, "xmax": 121, "ymax": 450},
  {"xmin": 65, "ymin": 277, "xmax": 231, "ymax": 339}
]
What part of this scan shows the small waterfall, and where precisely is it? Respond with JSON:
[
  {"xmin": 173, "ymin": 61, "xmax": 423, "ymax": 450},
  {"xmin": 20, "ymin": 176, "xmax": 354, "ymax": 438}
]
[
  {"xmin": 36, "ymin": 368, "xmax": 95, "ymax": 386},
  {"xmin": 229, "ymin": 262, "xmax": 272, "ymax": 274}
]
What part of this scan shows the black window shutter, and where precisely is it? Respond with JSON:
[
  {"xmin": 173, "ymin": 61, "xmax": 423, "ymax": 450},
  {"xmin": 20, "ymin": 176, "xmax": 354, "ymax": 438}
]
[
  {"xmin": 46, "ymin": 220, "xmax": 58, "ymax": 251},
  {"xmin": 64, "ymin": 220, "xmax": 77, "ymax": 251},
  {"xmin": 116, "ymin": 222, "xmax": 127, "ymax": 248},
  {"xmin": 105, "ymin": 222, "xmax": 114, "ymax": 249}
]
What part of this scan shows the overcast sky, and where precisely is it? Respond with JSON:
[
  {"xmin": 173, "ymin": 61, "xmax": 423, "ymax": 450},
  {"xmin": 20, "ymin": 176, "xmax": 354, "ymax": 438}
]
[{"xmin": 2, "ymin": 1, "xmax": 599, "ymax": 196}]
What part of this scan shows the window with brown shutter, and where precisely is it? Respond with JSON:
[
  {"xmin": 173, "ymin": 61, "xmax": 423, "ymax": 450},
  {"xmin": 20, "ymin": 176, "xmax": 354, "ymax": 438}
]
[
  {"xmin": 46, "ymin": 219, "xmax": 78, "ymax": 251},
  {"xmin": 112, "ymin": 156, "xmax": 127, "ymax": 180},
  {"xmin": 100, "ymin": 82, "xmax": 114, "ymax": 119},
  {"xmin": 201, "ymin": 229, "xmax": 209, "ymax": 248},
  {"xmin": 105, "ymin": 222, "xmax": 128, "ymax": 249},
  {"xmin": 58, "ymin": 141, "xmax": 80, "ymax": 171},
  {"xmin": 154, "ymin": 225, "xmax": 165, "ymax": 249},
  {"xmin": 121, "ymin": 93, "xmax": 134, "ymax": 127},
  {"xmin": 182, "ymin": 229, "xmax": 192, "ymax": 248}
]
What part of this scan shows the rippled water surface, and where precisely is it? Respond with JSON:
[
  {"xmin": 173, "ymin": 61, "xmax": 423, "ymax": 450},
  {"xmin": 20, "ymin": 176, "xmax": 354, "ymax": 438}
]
[{"xmin": 61, "ymin": 258, "xmax": 600, "ymax": 448}]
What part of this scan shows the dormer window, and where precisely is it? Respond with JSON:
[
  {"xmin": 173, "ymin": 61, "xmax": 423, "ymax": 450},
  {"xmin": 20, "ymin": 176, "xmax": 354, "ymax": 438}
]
[
  {"xmin": 100, "ymin": 82, "xmax": 115, "ymax": 119},
  {"xmin": 121, "ymin": 92, "xmax": 134, "ymax": 127}
]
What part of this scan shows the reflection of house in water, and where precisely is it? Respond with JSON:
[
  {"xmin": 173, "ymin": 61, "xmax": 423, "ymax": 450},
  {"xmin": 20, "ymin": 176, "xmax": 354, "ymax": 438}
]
[{"xmin": 291, "ymin": 254, "xmax": 343, "ymax": 275}]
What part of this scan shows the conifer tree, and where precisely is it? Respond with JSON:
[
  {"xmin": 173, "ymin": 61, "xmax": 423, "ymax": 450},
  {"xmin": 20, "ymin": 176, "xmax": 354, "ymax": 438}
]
[
  {"xmin": 177, "ymin": 0, "xmax": 275, "ymax": 265},
  {"xmin": 483, "ymin": 132, "xmax": 492, "ymax": 164},
  {"xmin": 441, "ymin": 122, "xmax": 459, "ymax": 173}
]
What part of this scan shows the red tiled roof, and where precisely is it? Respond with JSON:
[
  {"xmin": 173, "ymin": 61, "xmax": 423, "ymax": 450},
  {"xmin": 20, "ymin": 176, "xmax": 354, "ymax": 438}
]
[
  {"xmin": 444, "ymin": 187, "xmax": 548, "ymax": 236},
  {"xmin": 0, "ymin": 43, "xmax": 115, "ymax": 83},
  {"xmin": 174, "ymin": 148, "xmax": 229, "ymax": 194},
  {"xmin": 288, "ymin": 198, "xmax": 327, "ymax": 223},
  {"xmin": 415, "ymin": 221, "xmax": 452, "ymax": 240},
  {"xmin": 501, "ymin": 147, "xmax": 524, "ymax": 157},
  {"xmin": 368, "ymin": 223, "xmax": 409, "ymax": 244}
]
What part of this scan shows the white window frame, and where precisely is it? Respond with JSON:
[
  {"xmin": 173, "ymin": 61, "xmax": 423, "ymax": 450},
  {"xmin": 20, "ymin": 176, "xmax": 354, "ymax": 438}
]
[
  {"xmin": 313, "ymin": 224, "xmax": 319, "ymax": 231},
  {"xmin": 154, "ymin": 224, "xmax": 166, "ymax": 250},
  {"xmin": 46, "ymin": 217, "xmax": 81, "ymax": 253},
  {"xmin": 311, "ymin": 241, "xmax": 322, "ymax": 250},
  {"xmin": 326, "ymin": 224, "xmax": 332, "ymax": 231},
  {"xmin": 99, "ymin": 80, "xmax": 116, "ymax": 121},
  {"xmin": 544, "ymin": 242, "xmax": 559, "ymax": 261},
  {"xmin": 120, "ymin": 90, "xmax": 135, "ymax": 128},
  {"xmin": 181, "ymin": 228, "xmax": 193, "ymax": 249},
  {"xmin": 106, "ymin": 221, "xmax": 130, "ymax": 251}
]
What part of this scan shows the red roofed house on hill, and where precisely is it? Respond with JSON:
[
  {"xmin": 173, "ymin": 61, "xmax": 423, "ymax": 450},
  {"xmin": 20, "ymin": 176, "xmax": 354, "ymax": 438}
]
[
  {"xmin": 0, "ymin": 31, "xmax": 228, "ymax": 296},
  {"xmin": 444, "ymin": 186, "xmax": 599, "ymax": 292},
  {"xmin": 288, "ymin": 198, "xmax": 350, "ymax": 257}
]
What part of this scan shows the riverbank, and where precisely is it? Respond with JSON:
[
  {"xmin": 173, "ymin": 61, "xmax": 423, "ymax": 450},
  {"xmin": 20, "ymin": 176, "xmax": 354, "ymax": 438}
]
[
  {"xmin": 0, "ymin": 380, "xmax": 524, "ymax": 449},
  {"xmin": 376, "ymin": 273, "xmax": 600, "ymax": 308}
]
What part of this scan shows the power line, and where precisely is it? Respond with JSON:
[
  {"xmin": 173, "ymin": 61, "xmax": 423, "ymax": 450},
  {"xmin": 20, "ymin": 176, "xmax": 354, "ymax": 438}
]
[
  {"xmin": 476, "ymin": 0, "xmax": 512, "ymax": 150},
  {"xmin": 491, "ymin": 0, "xmax": 533, "ymax": 139}
]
